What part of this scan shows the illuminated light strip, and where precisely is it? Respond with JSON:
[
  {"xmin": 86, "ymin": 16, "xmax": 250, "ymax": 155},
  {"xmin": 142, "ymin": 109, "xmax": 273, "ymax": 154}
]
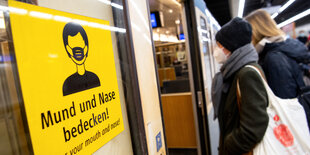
[
  {"xmin": 106, "ymin": 26, "xmax": 126, "ymax": 33},
  {"xmin": 277, "ymin": 9, "xmax": 310, "ymax": 28},
  {"xmin": 9, "ymin": 7, "xmax": 28, "ymax": 14},
  {"xmin": 98, "ymin": 0, "xmax": 111, "ymax": 5},
  {"xmin": 29, "ymin": 11, "xmax": 52, "ymax": 19},
  {"xmin": 72, "ymin": 19, "xmax": 89, "ymax": 25},
  {"xmin": 271, "ymin": 12, "xmax": 279, "ymax": 19},
  {"xmin": 153, "ymin": 33, "xmax": 160, "ymax": 41},
  {"xmin": 172, "ymin": 0, "xmax": 181, "ymax": 7},
  {"xmin": 98, "ymin": 0, "xmax": 123, "ymax": 10},
  {"xmin": 111, "ymin": 3, "xmax": 123, "ymax": 10},
  {"xmin": 53, "ymin": 15, "xmax": 72, "ymax": 22},
  {"xmin": 238, "ymin": 0, "xmax": 245, "ymax": 17},
  {"xmin": 88, "ymin": 22, "xmax": 101, "ymax": 28},
  {"xmin": 0, "ymin": 4, "xmax": 126, "ymax": 33},
  {"xmin": 272, "ymin": 0, "xmax": 295, "ymax": 19},
  {"xmin": 0, "ymin": 19, "xmax": 5, "ymax": 29},
  {"xmin": 279, "ymin": 0, "xmax": 295, "ymax": 12},
  {"xmin": 0, "ymin": 6, "xmax": 28, "ymax": 15},
  {"xmin": 0, "ymin": 6, "xmax": 8, "ymax": 12},
  {"xmin": 53, "ymin": 15, "xmax": 126, "ymax": 33},
  {"xmin": 88, "ymin": 21, "xmax": 126, "ymax": 33}
]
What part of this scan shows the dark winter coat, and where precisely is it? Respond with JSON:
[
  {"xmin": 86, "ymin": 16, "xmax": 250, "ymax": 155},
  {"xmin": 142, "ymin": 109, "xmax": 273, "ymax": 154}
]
[
  {"xmin": 218, "ymin": 63, "xmax": 269, "ymax": 155},
  {"xmin": 259, "ymin": 38, "xmax": 310, "ymax": 98}
]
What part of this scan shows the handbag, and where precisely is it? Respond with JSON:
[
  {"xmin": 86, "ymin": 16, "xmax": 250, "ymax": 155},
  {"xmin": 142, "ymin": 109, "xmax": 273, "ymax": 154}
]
[{"xmin": 237, "ymin": 65, "xmax": 310, "ymax": 155}]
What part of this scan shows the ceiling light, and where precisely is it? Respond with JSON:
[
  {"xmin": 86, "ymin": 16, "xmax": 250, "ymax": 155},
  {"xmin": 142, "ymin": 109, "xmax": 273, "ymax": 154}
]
[
  {"xmin": 271, "ymin": 12, "xmax": 279, "ymax": 19},
  {"xmin": 166, "ymin": 31, "xmax": 170, "ymax": 34},
  {"xmin": 0, "ymin": 18, "xmax": 5, "ymax": 29},
  {"xmin": 98, "ymin": 0, "xmax": 123, "ymax": 10},
  {"xmin": 169, "ymin": 9, "xmax": 173, "ymax": 13},
  {"xmin": 238, "ymin": 0, "xmax": 245, "ymax": 17},
  {"xmin": 175, "ymin": 19, "xmax": 180, "ymax": 24},
  {"xmin": 153, "ymin": 33, "xmax": 160, "ymax": 41},
  {"xmin": 172, "ymin": 0, "xmax": 181, "ymax": 7},
  {"xmin": 279, "ymin": 0, "xmax": 295, "ymax": 12},
  {"xmin": 271, "ymin": 0, "xmax": 295, "ymax": 19},
  {"xmin": 277, "ymin": 8, "xmax": 310, "ymax": 28}
]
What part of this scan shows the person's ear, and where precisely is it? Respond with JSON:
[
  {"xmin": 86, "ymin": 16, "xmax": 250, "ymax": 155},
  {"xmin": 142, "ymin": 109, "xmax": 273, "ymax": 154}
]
[
  {"xmin": 66, "ymin": 45, "xmax": 72, "ymax": 57},
  {"xmin": 85, "ymin": 45, "xmax": 88, "ymax": 57}
]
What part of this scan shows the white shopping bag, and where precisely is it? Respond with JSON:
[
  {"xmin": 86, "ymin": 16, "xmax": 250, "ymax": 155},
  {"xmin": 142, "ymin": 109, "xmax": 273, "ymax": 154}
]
[{"xmin": 245, "ymin": 65, "xmax": 310, "ymax": 155}]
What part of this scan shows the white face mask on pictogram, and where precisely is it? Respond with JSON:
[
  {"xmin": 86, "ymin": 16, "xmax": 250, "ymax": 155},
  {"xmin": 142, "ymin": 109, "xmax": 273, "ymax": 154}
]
[{"xmin": 213, "ymin": 47, "xmax": 228, "ymax": 64}]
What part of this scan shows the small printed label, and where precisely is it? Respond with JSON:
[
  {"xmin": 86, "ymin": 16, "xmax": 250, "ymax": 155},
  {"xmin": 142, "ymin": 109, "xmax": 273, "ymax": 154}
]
[{"xmin": 156, "ymin": 132, "xmax": 162, "ymax": 152}]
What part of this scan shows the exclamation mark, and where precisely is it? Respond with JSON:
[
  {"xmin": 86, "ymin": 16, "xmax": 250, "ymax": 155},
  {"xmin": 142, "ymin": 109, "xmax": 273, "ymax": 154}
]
[{"xmin": 106, "ymin": 108, "xmax": 109, "ymax": 119}]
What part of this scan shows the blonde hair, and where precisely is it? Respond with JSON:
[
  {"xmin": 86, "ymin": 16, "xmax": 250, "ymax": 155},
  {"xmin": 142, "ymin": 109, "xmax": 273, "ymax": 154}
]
[{"xmin": 245, "ymin": 9, "xmax": 284, "ymax": 45}]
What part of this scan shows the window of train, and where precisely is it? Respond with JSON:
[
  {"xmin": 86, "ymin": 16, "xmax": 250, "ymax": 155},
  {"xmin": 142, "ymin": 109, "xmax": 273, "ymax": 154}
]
[
  {"xmin": 150, "ymin": 0, "xmax": 198, "ymax": 154},
  {"xmin": 151, "ymin": 1, "xmax": 190, "ymax": 94},
  {"xmin": 0, "ymin": 0, "xmax": 133, "ymax": 154}
]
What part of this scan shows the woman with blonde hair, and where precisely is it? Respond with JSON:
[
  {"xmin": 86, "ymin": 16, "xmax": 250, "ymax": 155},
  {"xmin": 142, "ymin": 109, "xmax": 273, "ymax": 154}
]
[{"xmin": 245, "ymin": 9, "xmax": 310, "ymax": 99}]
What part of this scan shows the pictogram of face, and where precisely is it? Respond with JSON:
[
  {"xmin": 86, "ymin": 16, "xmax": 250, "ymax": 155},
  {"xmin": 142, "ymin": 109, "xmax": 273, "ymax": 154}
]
[{"xmin": 63, "ymin": 22, "xmax": 89, "ymax": 65}]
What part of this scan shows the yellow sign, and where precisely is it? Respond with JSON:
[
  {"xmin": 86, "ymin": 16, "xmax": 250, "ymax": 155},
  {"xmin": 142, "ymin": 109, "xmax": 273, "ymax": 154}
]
[{"xmin": 9, "ymin": 1, "xmax": 124, "ymax": 154}]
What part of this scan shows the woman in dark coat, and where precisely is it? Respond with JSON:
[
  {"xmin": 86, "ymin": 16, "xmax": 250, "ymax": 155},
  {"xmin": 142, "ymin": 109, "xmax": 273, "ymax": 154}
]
[
  {"xmin": 212, "ymin": 17, "xmax": 269, "ymax": 154},
  {"xmin": 245, "ymin": 9, "xmax": 310, "ymax": 99}
]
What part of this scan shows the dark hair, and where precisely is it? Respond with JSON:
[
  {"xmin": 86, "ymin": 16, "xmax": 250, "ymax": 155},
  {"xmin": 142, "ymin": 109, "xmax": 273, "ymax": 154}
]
[{"xmin": 63, "ymin": 22, "xmax": 88, "ymax": 57}]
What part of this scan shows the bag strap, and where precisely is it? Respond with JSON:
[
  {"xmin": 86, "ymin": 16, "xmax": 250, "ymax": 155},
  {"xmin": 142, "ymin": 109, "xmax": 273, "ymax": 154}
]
[
  {"xmin": 236, "ymin": 65, "xmax": 266, "ymax": 111},
  {"xmin": 246, "ymin": 65, "xmax": 266, "ymax": 81},
  {"xmin": 236, "ymin": 79, "xmax": 241, "ymax": 111},
  {"xmin": 236, "ymin": 66, "xmax": 260, "ymax": 155}
]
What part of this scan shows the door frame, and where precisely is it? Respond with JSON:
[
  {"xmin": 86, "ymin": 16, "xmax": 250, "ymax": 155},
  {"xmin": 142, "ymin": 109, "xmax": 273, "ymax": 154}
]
[{"xmin": 182, "ymin": 0, "xmax": 212, "ymax": 154}]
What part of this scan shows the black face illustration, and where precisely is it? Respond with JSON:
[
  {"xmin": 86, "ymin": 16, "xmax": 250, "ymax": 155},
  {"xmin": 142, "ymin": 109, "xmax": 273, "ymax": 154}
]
[
  {"xmin": 62, "ymin": 22, "xmax": 101, "ymax": 96},
  {"xmin": 63, "ymin": 22, "xmax": 89, "ymax": 65}
]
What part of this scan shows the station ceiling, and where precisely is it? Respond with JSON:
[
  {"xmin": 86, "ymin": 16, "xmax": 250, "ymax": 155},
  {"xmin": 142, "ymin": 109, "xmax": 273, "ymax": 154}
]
[{"xmin": 205, "ymin": 0, "xmax": 310, "ymax": 26}]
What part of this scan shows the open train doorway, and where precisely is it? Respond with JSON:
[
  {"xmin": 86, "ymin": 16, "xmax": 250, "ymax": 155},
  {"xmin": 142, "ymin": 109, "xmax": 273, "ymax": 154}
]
[{"xmin": 147, "ymin": 0, "xmax": 213, "ymax": 154}]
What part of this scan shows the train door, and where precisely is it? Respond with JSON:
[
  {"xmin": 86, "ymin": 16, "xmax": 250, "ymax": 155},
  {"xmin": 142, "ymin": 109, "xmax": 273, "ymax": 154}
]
[
  {"xmin": 147, "ymin": 0, "xmax": 214, "ymax": 154},
  {"xmin": 182, "ymin": 0, "xmax": 224, "ymax": 154},
  {"xmin": 193, "ymin": 2, "xmax": 221, "ymax": 155},
  {"xmin": 194, "ymin": 4, "xmax": 218, "ymax": 155}
]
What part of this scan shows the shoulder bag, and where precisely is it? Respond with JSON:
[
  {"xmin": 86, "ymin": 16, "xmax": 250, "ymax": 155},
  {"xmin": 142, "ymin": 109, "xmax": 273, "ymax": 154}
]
[{"xmin": 237, "ymin": 65, "xmax": 310, "ymax": 155}]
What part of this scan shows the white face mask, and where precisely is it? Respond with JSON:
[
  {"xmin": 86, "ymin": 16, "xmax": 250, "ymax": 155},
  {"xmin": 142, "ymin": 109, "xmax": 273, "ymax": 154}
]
[
  {"xmin": 213, "ymin": 47, "xmax": 228, "ymax": 64},
  {"xmin": 299, "ymin": 33, "xmax": 306, "ymax": 37}
]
